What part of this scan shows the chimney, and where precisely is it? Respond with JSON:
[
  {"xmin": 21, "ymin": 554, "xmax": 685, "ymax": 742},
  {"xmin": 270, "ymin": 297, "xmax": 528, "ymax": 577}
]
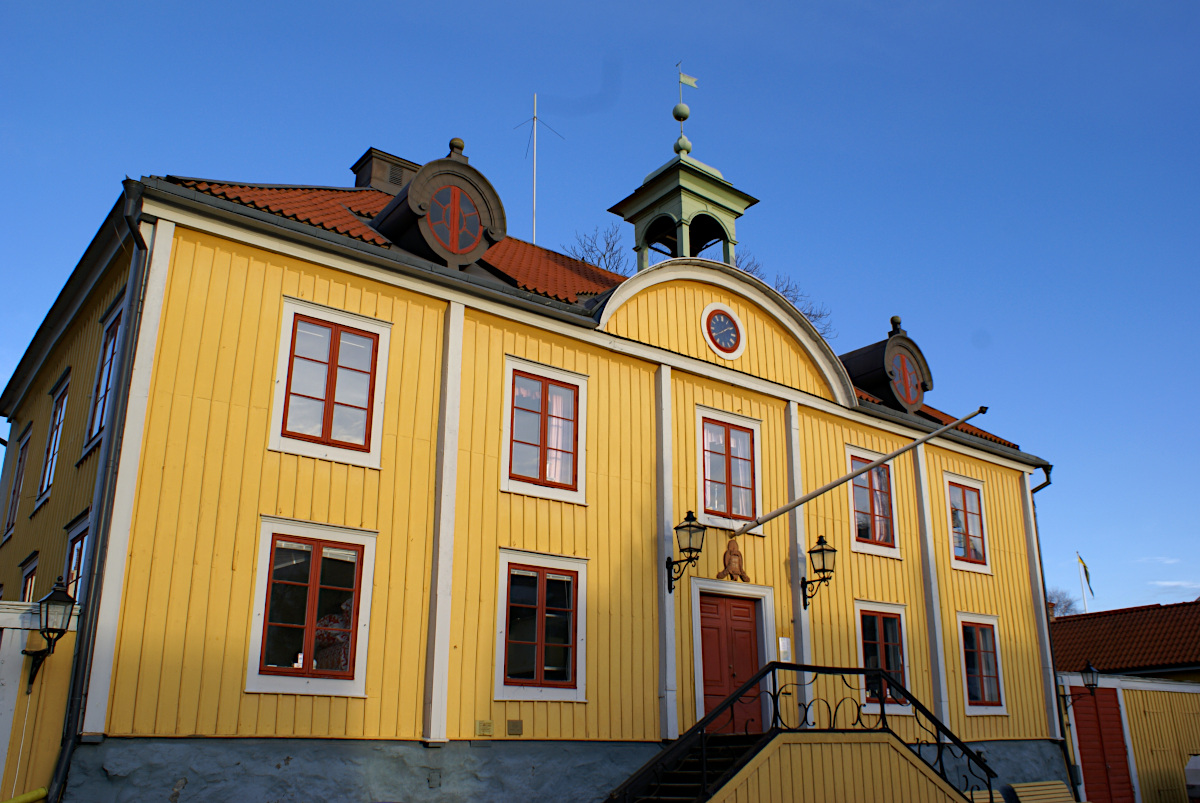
[
  {"xmin": 1046, "ymin": 600, "xmax": 1056, "ymax": 620},
  {"xmin": 350, "ymin": 147, "xmax": 420, "ymax": 195}
]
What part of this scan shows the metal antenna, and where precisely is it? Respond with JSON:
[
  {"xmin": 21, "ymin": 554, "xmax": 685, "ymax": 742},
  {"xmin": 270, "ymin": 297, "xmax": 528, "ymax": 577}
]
[{"xmin": 514, "ymin": 93, "xmax": 564, "ymax": 244}]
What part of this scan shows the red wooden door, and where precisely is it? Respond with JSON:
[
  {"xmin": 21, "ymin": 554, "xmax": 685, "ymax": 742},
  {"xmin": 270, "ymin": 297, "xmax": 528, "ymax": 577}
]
[
  {"xmin": 1073, "ymin": 686, "xmax": 1136, "ymax": 803},
  {"xmin": 699, "ymin": 594, "xmax": 762, "ymax": 733}
]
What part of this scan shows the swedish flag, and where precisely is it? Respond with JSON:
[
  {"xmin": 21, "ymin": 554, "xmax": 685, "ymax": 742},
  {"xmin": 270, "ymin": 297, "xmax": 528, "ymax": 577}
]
[{"xmin": 1077, "ymin": 552, "xmax": 1094, "ymax": 597}]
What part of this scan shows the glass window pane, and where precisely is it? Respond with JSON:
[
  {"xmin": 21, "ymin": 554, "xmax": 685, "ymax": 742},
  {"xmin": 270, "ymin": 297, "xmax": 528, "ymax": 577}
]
[
  {"xmin": 544, "ymin": 611, "xmax": 571, "ymax": 645},
  {"xmin": 513, "ymin": 409, "xmax": 541, "ymax": 446},
  {"xmin": 547, "ymin": 385, "xmax": 574, "ymax": 420},
  {"xmin": 731, "ymin": 457, "xmax": 752, "ymax": 488},
  {"xmin": 546, "ymin": 417, "xmax": 573, "ymax": 452},
  {"xmin": 885, "ymin": 644, "xmax": 903, "ymax": 677},
  {"xmin": 703, "ymin": 422, "xmax": 726, "ymax": 454},
  {"xmin": 854, "ymin": 485, "xmax": 870, "ymax": 514},
  {"xmin": 954, "ymin": 531, "xmax": 966, "ymax": 557},
  {"xmin": 286, "ymin": 396, "xmax": 325, "ymax": 437},
  {"xmin": 317, "ymin": 587, "xmax": 354, "ymax": 623},
  {"xmin": 882, "ymin": 617, "xmax": 901, "ymax": 644},
  {"xmin": 861, "ymin": 614, "xmax": 878, "ymax": 643},
  {"xmin": 334, "ymin": 368, "xmax": 370, "ymax": 407},
  {"xmin": 320, "ymin": 548, "xmax": 358, "ymax": 588},
  {"xmin": 963, "ymin": 626, "xmax": 977, "ymax": 651},
  {"xmin": 514, "ymin": 376, "xmax": 542, "ymax": 411},
  {"xmin": 969, "ymin": 537, "xmax": 985, "ymax": 562},
  {"xmin": 508, "ymin": 606, "xmax": 538, "ymax": 643},
  {"xmin": 294, "ymin": 321, "xmax": 331, "ymax": 361},
  {"xmin": 338, "ymin": 332, "xmax": 373, "ymax": 371},
  {"xmin": 873, "ymin": 490, "xmax": 890, "ymax": 518},
  {"xmin": 511, "ymin": 443, "xmax": 540, "ymax": 479},
  {"xmin": 967, "ymin": 675, "xmax": 981, "ymax": 702},
  {"xmin": 331, "ymin": 405, "xmax": 367, "ymax": 445},
  {"xmin": 965, "ymin": 489, "xmax": 980, "ymax": 514},
  {"xmin": 730, "ymin": 430, "xmax": 751, "ymax": 459},
  {"xmin": 705, "ymin": 452, "xmax": 726, "ymax": 483},
  {"xmin": 268, "ymin": 584, "xmax": 309, "ymax": 625},
  {"xmin": 506, "ymin": 643, "xmax": 536, "ymax": 680},
  {"xmin": 876, "ymin": 517, "xmax": 893, "ymax": 545},
  {"xmin": 313, "ymin": 630, "xmax": 351, "ymax": 671},
  {"xmin": 509, "ymin": 570, "xmax": 538, "ymax": 606},
  {"xmin": 872, "ymin": 465, "xmax": 889, "ymax": 490},
  {"xmin": 543, "ymin": 646, "xmax": 571, "ymax": 681},
  {"xmin": 273, "ymin": 543, "xmax": 313, "ymax": 582},
  {"xmin": 950, "ymin": 485, "xmax": 964, "ymax": 511},
  {"xmin": 545, "ymin": 575, "xmax": 572, "ymax": 609},
  {"xmin": 705, "ymin": 482, "xmax": 727, "ymax": 513},
  {"xmin": 290, "ymin": 358, "xmax": 328, "ymax": 399},
  {"xmin": 856, "ymin": 512, "xmax": 872, "ymax": 541},
  {"xmin": 983, "ymin": 676, "xmax": 1000, "ymax": 702},
  {"xmin": 732, "ymin": 488, "xmax": 753, "ymax": 518},
  {"xmin": 967, "ymin": 513, "xmax": 983, "ymax": 537},
  {"xmin": 863, "ymin": 643, "xmax": 880, "ymax": 670},
  {"xmin": 264, "ymin": 625, "xmax": 306, "ymax": 668},
  {"xmin": 978, "ymin": 626, "xmax": 995, "ymax": 653},
  {"xmin": 546, "ymin": 451, "xmax": 573, "ymax": 485}
]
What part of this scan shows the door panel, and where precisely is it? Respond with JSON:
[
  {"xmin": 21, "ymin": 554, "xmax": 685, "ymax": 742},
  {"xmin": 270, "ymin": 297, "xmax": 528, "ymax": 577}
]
[
  {"xmin": 699, "ymin": 594, "xmax": 762, "ymax": 733},
  {"xmin": 1073, "ymin": 686, "xmax": 1135, "ymax": 803}
]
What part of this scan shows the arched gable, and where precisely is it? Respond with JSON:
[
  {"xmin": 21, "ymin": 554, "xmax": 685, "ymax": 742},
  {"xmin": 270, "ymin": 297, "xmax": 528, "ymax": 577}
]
[{"xmin": 597, "ymin": 258, "xmax": 857, "ymax": 406}]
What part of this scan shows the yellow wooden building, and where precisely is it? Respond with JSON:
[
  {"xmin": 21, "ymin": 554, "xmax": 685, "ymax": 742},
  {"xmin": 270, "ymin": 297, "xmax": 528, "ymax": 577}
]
[{"xmin": 0, "ymin": 134, "xmax": 1068, "ymax": 802}]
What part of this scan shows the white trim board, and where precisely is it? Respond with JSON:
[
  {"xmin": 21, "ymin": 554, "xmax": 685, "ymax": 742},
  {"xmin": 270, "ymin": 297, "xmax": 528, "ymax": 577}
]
[
  {"xmin": 655, "ymin": 365, "xmax": 679, "ymax": 739},
  {"xmin": 689, "ymin": 577, "xmax": 778, "ymax": 722}
]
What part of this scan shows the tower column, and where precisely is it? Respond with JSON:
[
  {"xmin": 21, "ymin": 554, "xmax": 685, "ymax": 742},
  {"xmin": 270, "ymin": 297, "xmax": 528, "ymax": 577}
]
[{"xmin": 676, "ymin": 219, "xmax": 690, "ymax": 258}]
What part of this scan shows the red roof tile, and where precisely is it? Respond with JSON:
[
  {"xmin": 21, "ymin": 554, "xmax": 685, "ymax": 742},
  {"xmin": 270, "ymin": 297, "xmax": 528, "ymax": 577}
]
[
  {"xmin": 854, "ymin": 388, "xmax": 1017, "ymax": 449},
  {"xmin": 1050, "ymin": 600, "xmax": 1200, "ymax": 674},
  {"xmin": 164, "ymin": 178, "xmax": 624, "ymax": 303}
]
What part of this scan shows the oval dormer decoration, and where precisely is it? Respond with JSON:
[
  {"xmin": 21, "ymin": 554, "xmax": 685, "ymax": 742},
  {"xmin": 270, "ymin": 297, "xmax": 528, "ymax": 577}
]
[
  {"xmin": 838, "ymin": 316, "xmax": 933, "ymax": 415},
  {"xmin": 370, "ymin": 138, "xmax": 506, "ymax": 270}
]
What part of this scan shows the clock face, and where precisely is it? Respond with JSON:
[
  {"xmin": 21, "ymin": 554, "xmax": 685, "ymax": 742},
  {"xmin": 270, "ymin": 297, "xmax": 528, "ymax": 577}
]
[{"xmin": 706, "ymin": 310, "xmax": 741, "ymax": 354}]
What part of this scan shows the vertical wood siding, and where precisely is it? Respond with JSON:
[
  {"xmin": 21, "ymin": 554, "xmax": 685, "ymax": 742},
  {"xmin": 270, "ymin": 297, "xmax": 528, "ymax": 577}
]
[
  {"xmin": 603, "ymin": 279, "xmax": 834, "ymax": 401},
  {"xmin": 0, "ymin": 631, "xmax": 76, "ymax": 798},
  {"xmin": 924, "ymin": 445, "xmax": 1049, "ymax": 741},
  {"xmin": 1122, "ymin": 688, "xmax": 1200, "ymax": 803},
  {"xmin": 0, "ymin": 254, "xmax": 130, "ymax": 601},
  {"xmin": 107, "ymin": 227, "xmax": 444, "ymax": 739},
  {"xmin": 448, "ymin": 309, "xmax": 660, "ymax": 741},
  {"xmin": 709, "ymin": 732, "xmax": 965, "ymax": 803}
]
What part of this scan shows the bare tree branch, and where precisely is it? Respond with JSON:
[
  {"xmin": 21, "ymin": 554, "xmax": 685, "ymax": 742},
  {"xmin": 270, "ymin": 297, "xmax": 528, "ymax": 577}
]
[
  {"xmin": 1045, "ymin": 587, "xmax": 1081, "ymax": 617},
  {"xmin": 736, "ymin": 250, "xmax": 835, "ymax": 338},
  {"xmin": 563, "ymin": 222, "xmax": 632, "ymax": 277}
]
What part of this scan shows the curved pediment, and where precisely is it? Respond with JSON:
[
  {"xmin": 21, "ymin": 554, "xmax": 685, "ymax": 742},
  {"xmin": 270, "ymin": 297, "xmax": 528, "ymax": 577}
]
[{"xmin": 597, "ymin": 259, "xmax": 857, "ymax": 406}]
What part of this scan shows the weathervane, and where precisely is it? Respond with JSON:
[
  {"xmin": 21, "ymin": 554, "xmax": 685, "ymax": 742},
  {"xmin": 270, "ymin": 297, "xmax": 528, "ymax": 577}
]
[{"xmin": 674, "ymin": 63, "xmax": 697, "ymax": 155}]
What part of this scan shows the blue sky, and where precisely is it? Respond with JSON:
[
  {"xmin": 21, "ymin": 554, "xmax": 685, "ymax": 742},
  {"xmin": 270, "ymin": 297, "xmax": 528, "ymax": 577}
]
[{"xmin": 2, "ymin": 1, "xmax": 1197, "ymax": 611}]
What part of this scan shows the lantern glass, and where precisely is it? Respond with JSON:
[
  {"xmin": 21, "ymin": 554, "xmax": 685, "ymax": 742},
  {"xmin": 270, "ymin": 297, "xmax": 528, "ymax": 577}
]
[
  {"xmin": 37, "ymin": 577, "xmax": 75, "ymax": 639},
  {"xmin": 809, "ymin": 535, "xmax": 837, "ymax": 579},
  {"xmin": 675, "ymin": 511, "xmax": 706, "ymax": 557},
  {"xmin": 1081, "ymin": 661, "xmax": 1100, "ymax": 692}
]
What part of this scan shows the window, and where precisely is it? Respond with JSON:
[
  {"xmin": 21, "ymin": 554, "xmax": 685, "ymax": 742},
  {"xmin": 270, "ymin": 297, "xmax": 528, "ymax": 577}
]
[
  {"xmin": 4, "ymin": 431, "xmax": 30, "ymax": 537},
  {"xmin": 854, "ymin": 600, "xmax": 912, "ymax": 714},
  {"xmin": 38, "ymin": 383, "xmax": 69, "ymax": 498},
  {"xmin": 957, "ymin": 613, "xmax": 1007, "ymax": 714},
  {"xmin": 269, "ymin": 298, "xmax": 391, "ymax": 469},
  {"xmin": 695, "ymin": 407, "xmax": 763, "ymax": 531},
  {"xmin": 247, "ymin": 516, "xmax": 377, "ymax": 697},
  {"xmin": 428, "ymin": 186, "xmax": 483, "ymax": 254},
  {"xmin": 65, "ymin": 527, "xmax": 88, "ymax": 598},
  {"xmin": 500, "ymin": 357, "xmax": 588, "ymax": 505},
  {"xmin": 945, "ymin": 474, "xmax": 989, "ymax": 571},
  {"xmin": 86, "ymin": 311, "xmax": 122, "ymax": 443},
  {"xmin": 508, "ymin": 371, "xmax": 578, "ymax": 490},
  {"xmin": 494, "ymin": 549, "xmax": 588, "ymax": 702},
  {"xmin": 21, "ymin": 556, "xmax": 38, "ymax": 602},
  {"xmin": 845, "ymin": 445, "xmax": 900, "ymax": 558}
]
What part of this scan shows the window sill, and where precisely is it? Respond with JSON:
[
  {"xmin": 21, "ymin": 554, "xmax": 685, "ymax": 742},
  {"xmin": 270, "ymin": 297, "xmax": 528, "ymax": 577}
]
[
  {"xmin": 964, "ymin": 703, "xmax": 1008, "ymax": 716},
  {"xmin": 860, "ymin": 701, "xmax": 914, "ymax": 717},
  {"xmin": 850, "ymin": 540, "xmax": 901, "ymax": 560},
  {"xmin": 245, "ymin": 673, "xmax": 367, "ymax": 698},
  {"xmin": 951, "ymin": 559, "xmax": 993, "ymax": 576},
  {"xmin": 1, "ymin": 531, "xmax": 11, "ymax": 547},
  {"xmin": 500, "ymin": 477, "xmax": 587, "ymax": 506},
  {"xmin": 76, "ymin": 435, "xmax": 103, "ymax": 467},
  {"xmin": 29, "ymin": 493, "xmax": 50, "ymax": 518},
  {"xmin": 266, "ymin": 438, "xmax": 382, "ymax": 470},
  {"xmin": 494, "ymin": 684, "xmax": 587, "ymax": 703}
]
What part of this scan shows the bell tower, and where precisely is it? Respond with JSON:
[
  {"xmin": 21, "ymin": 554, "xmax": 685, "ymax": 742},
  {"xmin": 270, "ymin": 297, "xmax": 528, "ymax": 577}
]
[{"xmin": 608, "ymin": 97, "xmax": 758, "ymax": 271}]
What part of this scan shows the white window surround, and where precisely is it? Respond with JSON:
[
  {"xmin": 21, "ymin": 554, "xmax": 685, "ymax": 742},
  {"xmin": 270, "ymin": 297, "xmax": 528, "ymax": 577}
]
[
  {"xmin": 246, "ymin": 516, "xmax": 377, "ymax": 697},
  {"xmin": 853, "ymin": 599, "xmax": 914, "ymax": 717},
  {"xmin": 942, "ymin": 471, "xmax": 992, "ymax": 575},
  {"xmin": 689, "ymin": 577, "xmax": 778, "ymax": 721},
  {"xmin": 699, "ymin": 302, "xmax": 748, "ymax": 361},
  {"xmin": 2, "ymin": 425, "xmax": 32, "ymax": 543},
  {"xmin": 499, "ymin": 356, "xmax": 589, "ymax": 506},
  {"xmin": 695, "ymin": 405, "xmax": 764, "ymax": 534},
  {"xmin": 844, "ymin": 444, "xmax": 902, "ymax": 560},
  {"xmin": 81, "ymin": 295, "xmax": 125, "ymax": 459},
  {"xmin": 494, "ymin": 548, "xmax": 588, "ymax": 702},
  {"xmin": 955, "ymin": 611, "xmax": 1008, "ymax": 716},
  {"xmin": 268, "ymin": 297, "xmax": 392, "ymax": 470}
]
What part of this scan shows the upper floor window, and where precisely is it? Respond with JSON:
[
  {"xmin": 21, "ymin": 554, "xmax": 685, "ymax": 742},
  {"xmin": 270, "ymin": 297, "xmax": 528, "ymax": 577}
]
[
  {"xmin": 500, "ymin": 357, "xmax": 588, "ymax": 506},
  {"xmin": 695, "ymin": 407, "xmax": 763, "ymax": 531},
  {"xmin": 957, "ymin": 613, "xmax": 1007, "ymax": 715},
  {"xmin": 947, "ymin": 478, "xmax": 988, "ymax": 568},
  {"xmin": 20, "ymin": 555, "xmax": 38, "ymax": 602},
  {"xmin": 86, "ymin": 311, "xmax": 122, "ymax": 443},
  {"xmin": 852, "ymin": 457, "xmax": 893, "ymax": 546},
  {"xmin": 3, "ymin": 430, "xmax": 31, "ymax": 537},
  {"xmin": 269, "ymin": 298, "xmax": 391, "ymax": 470},
  {"xmin": 494, "ymin": 548, "xmax": 588, "ymax": 702},
  {"xmin": 66, "ymin": 527, "xmax": 88, "ymax": 598},
  {"xmin": 247, "ymin": 517, "xmax": 377, "ymax": 697},
  {"xmin": 38, "ymin": 383, "xmax": 69, "ymax": 499}
]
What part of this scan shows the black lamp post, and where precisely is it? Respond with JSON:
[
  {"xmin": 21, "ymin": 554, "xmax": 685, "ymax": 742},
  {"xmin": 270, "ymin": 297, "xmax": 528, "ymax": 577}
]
[
  {"xmin": 1060, "ymin": 660, "xmax": 1101, "ymax": 710},
  {"xmin": 22, "ymin": 576, "xmax": 75, "ymax": 693},
  {"xmin": 666, "ymin": 512, "xmax": 706, "ymax": 594},
  {"xmin": 801, "ymin": 535, "xmax": 837, "ymax": 609}
]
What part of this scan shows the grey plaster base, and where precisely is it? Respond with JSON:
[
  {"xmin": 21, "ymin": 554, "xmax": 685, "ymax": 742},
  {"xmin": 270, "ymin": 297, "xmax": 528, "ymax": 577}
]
[
  {"xmin": 914, "ymin": 738, "xmax": 1072, "ymax": 794},
  {"xmin": 65, "ymin": 738, "xmax": 661, "ymax": 803}
]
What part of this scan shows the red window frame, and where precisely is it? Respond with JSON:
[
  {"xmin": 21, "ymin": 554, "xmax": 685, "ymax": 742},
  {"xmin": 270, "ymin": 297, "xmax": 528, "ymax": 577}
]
[
  {"xmin": 428, "ymin": 185, "xmax": 483, "ymax": 254},
  {"xmin": 281, "ymin": 315, "xmax": 379, "ymax": 452},
  {"xmin": 38, "ymin": 385, "xmax": 69, "ymax": 497},
  {"xmin": 508, "ymin": 371, "xmax": 580, "ymax": 491},
  {"xmin": 962, "ymin": 622, "xmax": 1002, "ymax": 706},
  {"xmin": 702, "ymin": 418, "xmax": 756, "ymax": 521},
  {"xmin": 66, "ymin": 529, "xmax": 88, "ymax": 598},
  {"xmin": 4, "ymin": 437, "xmax": 29, "ymax": 535},
  {"xmin": 259, "ymin": 534, "xmax": 364, "ymax": 680},
  {"xmin": 949, "ymin": 482, "xmax": 986, "ymax": 564},
  {"xmin": 87, "ymin": 313, "xmax": 121, "ymax": 441},
  {"xmin": 503, "ymin": 563, "xmax": 579, "ymax": 689},
  {"xmin": 860, "ymin": 610, "xmax": 906, "ymax": 704},
  {"xmin": 851, "ymin": 456, "xmax": 894, "ymax": 546}
]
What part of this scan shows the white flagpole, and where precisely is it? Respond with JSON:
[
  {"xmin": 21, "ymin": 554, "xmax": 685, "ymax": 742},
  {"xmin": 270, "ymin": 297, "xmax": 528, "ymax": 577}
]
[{"xmin": 532, "ymin": 93, "xmax": 537, "ymax": 245}]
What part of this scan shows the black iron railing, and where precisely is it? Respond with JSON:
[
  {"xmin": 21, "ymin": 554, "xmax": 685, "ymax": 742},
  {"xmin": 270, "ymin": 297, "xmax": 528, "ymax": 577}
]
[{"xmin": 607, "ymin": 661, "xmax": 995, "ymax": 802}]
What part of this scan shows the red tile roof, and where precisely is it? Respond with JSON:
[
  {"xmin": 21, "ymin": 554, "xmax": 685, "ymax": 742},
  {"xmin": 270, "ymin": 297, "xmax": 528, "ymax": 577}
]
[
  {"xmin": 853, "ymin": 389, "xmax": 1018, "ymax": 449},
  {"xmin": 1050, "ymin": 600, "xmax": 1200, "ymax": 674},
  {"xmin": 164, "ymin": 178, "xmax": 624, "ymax": 303}
]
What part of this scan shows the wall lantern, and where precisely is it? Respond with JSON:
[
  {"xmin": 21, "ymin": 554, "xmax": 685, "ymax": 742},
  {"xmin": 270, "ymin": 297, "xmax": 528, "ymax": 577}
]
[
  {"xmin": 1059, "ymin": 660, "xmax": 1100, "ymax": 710},
  {"xmin": 801, "ymin": 535, "xmax": 838, "ymax": 609},
  {"xmin": 666, "ymin": 512, "xmax": 706, "ymax": 594},
  {"xmin": 21, "ymin": 576, "xmax": 75, "ymax": 693}
]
